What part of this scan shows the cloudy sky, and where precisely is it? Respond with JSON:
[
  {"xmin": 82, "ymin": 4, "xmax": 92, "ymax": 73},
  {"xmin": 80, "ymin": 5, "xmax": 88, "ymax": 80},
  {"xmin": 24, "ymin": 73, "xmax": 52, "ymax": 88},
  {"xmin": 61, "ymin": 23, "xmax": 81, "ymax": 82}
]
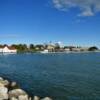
[{"xmin": 0, "ymin": 0, "xmax": 100, "ymax": 47}]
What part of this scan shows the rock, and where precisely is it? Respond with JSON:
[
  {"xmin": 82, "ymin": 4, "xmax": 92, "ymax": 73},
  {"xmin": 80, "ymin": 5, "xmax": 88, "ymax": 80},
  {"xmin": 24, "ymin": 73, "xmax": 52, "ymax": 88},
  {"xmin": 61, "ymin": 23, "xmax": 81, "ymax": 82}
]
[
  {"xmin": 0, "ymin": 83, "xmax": 5, "ymax": 87},
  {"xmin": 10, "ymin": 97, "xmax": 18, "ymax": 100},
  {"xmin": 33, "ymin": 96, "xmax": 40, "ymax": 100},
  {"xmin": 0, "ymin": 79, "xmax": 9, "ymax": 86},
  {"xmin": 11, "ymin": 82, "xmax": 17, "ymax": 87},
  {"xmin": 0, "ymin": 77, "xmax": 3, "ymax": 81},
  {"xmin": 0, "ymin": 86, "xmax": 8, "ymax": 99},
  {"xmin": 41, "ymin": 97, "xmax": 52, "ymax": 100},
  {"xmin": 29, "ymin": 97, "xmax": 32, "ymax": 100},
  {"xmin": 0, "ymin": 77, "xmax": 53, "ymax": 100},
  {"xmin": 10, "ymin": 82, "xmax": 19, "ymax": 89},
  {"xmin": 9, "ymin": 89, "xmax": 27, "ymax": 98},
  {"xmin": 0, "ymin": 86, "xmax": 8, "ymax": 94},
  {"xmin": 18, "ymin": 95, "xmax": 29, "ymax": 100}
]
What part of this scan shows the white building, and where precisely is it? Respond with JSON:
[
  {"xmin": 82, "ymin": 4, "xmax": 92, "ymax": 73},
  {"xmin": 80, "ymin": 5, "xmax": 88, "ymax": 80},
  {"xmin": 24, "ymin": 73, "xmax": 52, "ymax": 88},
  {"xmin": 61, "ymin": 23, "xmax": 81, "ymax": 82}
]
[
  {"xmin": 40, "ymin": 49, "xmax": 49, "ymax": 53},
  {"xmin": 0, "ymin": 46, "xmax": 17, "ymax": 53},
  {"xmin": 64, "ymin": 48, "xmax": 70, "ymax": 52},
  {"xmin": 71, "ymin": 48, "xmax": 81, "ymax": 52}
]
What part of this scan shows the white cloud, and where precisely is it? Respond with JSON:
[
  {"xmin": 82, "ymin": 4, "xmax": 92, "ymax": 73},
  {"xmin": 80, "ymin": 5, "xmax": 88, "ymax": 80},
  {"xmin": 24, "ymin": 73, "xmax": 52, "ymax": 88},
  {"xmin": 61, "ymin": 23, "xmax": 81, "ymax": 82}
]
[{"xmin": 52, "ymin": 0, "xmax": 100, "ymax": 16}]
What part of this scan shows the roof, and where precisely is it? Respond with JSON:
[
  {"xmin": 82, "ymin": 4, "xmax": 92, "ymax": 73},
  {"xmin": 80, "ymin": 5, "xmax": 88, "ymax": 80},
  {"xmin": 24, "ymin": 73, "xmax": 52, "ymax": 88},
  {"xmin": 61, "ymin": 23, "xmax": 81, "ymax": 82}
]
[
  {"xmin": 7, "ymin": 46, "xmax": 16, "ymax": 50},
  {"xmin": 0, "ymin": 46, "xmax": 16, "ymax": 50}
]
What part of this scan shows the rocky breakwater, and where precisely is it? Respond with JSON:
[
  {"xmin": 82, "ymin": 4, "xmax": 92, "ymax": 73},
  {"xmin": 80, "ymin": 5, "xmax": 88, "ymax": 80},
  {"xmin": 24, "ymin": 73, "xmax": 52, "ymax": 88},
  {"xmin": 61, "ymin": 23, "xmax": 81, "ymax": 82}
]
[{"xmin": 0, "ymin": 77, "xmax": 52, "ymax": 100}]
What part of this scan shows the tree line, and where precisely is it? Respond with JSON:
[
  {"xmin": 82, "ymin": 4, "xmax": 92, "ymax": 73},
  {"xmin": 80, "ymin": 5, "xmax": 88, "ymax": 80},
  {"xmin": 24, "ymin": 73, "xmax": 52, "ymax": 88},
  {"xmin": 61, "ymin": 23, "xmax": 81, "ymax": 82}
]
[{"xmin": 0, "ymin": 44, "xmax": 99, "ymax": 52}]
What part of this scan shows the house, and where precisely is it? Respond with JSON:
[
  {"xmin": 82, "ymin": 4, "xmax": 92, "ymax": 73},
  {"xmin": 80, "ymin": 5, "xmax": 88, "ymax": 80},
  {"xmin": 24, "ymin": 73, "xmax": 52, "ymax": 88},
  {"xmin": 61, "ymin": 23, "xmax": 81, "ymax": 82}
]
[
  {"xmin": 80, "ymin": 47, "xmax": 89, "ymax": 51},
  {"xmin": 71, "ymin": 47, "xmax": 81, "ymax": 52},
  {"xmin": 0, "ymin": 46, "xmax": 17, "ymax": 53},
  {"xmin": 64, "ymin": 48, "xmax": 70, "ymax": 52},
  {"xmin": 46, "ymin": 45, "xmax": 55, "ymax": 52}
]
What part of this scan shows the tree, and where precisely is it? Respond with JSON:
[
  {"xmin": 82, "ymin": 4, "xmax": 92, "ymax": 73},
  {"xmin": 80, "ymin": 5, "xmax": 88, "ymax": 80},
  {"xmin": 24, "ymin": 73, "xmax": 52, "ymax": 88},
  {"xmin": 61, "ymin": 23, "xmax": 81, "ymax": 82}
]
[
  {"xmin": 55, "ymin": 43, "xmax": 60, "ymax": 51},
  {"xmin": 88, "ymin": 46, "xmax": 98, "ymax": 51},
  {"xmin": 29, "ymin": 44, "xmax": 35, "ymax": 50},
  {"xmin": 11, "ymin": 44, "xmax": 28, "ymax": 52},
  {"xmin": 35, "ymin": 44, "xmax": 44, "ymax": 50}
]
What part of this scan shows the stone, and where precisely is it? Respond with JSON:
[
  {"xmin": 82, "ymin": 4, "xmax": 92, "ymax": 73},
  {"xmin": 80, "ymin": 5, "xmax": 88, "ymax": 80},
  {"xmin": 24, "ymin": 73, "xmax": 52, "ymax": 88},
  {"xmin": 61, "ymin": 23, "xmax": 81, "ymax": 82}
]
[
  {"xmin": 0, "ymin": 79, "xmax": 9, "ymax": 86},
  {"xmin": 0, "ymin": 86, "xmax": 8, "ymax": 99},
  {"xmin": 41, "ymin": 97, "xmax": 52, "ymax": 100},
  {"xmin": 10, "ymin": 97, "xmax": 18, "ymax": 100},
  {"xmin": 0, "ymin": 83, "xmax": 5, "ymax": 87},
  {"xmin": 0, "ymin": 77, "xmax": 3, "ymax": 81},
  {"xmin": 11, "ymin": 82, "xmax": 17, "ymax": 87},
  {"xmin": 33, "ymin": 96, "xmax": 40, "ymax": 100},
  {"xmin": 9, "ymin": 89, "xmax": 27, "ymax": 98},
  {"xmin": 0, "ymin": 86, "xmax": 8, "ymax": 94},
  {"xmin": 29, "ymin": 97, "xmax": 32, "ymax": 100},
  {"xmin": 18, "ymin": 95, "xmax": 29, "ymax": 100}
]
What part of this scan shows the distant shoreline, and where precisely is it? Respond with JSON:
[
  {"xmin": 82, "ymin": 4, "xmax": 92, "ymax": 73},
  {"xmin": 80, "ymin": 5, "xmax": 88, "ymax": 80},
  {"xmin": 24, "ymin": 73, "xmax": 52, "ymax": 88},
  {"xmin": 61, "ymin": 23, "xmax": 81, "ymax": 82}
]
[{"xmin": 0, "ymin": 50, "xmax": 100, "ymax": 55}]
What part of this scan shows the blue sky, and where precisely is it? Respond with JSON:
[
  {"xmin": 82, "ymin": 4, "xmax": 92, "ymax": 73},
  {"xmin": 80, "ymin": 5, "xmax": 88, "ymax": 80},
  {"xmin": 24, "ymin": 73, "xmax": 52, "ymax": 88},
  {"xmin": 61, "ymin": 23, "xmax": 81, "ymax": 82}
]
[{"xmin": 0, "ymin": 0, "xmax": 100, "ymax": 47}]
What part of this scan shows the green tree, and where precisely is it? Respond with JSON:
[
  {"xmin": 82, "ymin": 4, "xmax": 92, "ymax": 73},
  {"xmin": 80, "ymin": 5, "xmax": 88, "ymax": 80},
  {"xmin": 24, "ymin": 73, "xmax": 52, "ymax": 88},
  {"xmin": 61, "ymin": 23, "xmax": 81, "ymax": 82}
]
[
  {"xmin": 29, "ymin": 44, "xmax": 35, "ymax": 50},
  {"xmin": 11, "ymin": 44, "xmax": 28, "ymax": 52},
  {"xmin": 88, "ymin": 46, "xmax": 98, "ymax": 51},
  {"xmin": 35, "ymin": 44, "xmax": 44, "ymax": 50}
]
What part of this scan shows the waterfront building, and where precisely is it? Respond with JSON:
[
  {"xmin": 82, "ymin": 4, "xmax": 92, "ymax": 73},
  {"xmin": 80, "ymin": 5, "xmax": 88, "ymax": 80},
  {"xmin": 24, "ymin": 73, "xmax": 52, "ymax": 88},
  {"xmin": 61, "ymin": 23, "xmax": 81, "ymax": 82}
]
[
  {"xmin": 46, "ymin": 45, "xmax": 55, "ymax": 52},
  {"xmin": 0, "ymin": 46, "xmax": 17, "ymax": 53}
]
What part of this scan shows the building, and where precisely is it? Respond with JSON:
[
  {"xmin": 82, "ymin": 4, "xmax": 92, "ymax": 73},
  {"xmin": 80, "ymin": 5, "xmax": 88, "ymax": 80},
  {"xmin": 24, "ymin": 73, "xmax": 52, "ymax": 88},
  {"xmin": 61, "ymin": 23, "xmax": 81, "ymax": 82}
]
[
  {"xmin": 0, "ymin": 46, "xmax": 17, "ymax": 53},
  {"xmin": 71, "ymin": 47, "xmax": 81, "ymax": 52},
  {"xmin": 80, "ymin": 47, "xmax": 89, "ymax": 51},
  {"xmin": 64, "ymin": 48, "xmax": 70, "ymax": 52},
  {"xmin": 46, "ymin": 45, "xmax": 55, "ymax": 52}
]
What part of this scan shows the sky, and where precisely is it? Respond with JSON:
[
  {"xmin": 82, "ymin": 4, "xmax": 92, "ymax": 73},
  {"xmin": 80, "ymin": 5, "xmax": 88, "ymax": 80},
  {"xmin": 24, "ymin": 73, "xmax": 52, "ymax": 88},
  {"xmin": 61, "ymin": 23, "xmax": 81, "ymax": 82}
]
[{"xmin": 0, "ymin": 0, "xmax": 100, "ymax": 47}]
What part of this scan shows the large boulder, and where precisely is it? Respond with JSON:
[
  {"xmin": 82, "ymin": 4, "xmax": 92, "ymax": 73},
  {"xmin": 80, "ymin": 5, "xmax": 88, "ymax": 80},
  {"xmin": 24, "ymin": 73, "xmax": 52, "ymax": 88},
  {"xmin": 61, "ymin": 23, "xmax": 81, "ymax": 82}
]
[
  {"xmin": 0, "ymin": 86, "xmax": 8, "ymax": 99},
  {"xmin": 9, "ymin": 89, "xmax": 28, "ymax": 99}
]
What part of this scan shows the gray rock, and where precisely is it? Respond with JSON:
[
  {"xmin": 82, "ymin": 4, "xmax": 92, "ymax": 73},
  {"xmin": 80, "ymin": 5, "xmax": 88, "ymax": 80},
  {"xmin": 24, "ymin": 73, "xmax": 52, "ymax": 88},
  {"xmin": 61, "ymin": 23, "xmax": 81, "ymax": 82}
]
[{"xmin": 0, "ymin": 77, "xmax": 3, "ymax": 81}]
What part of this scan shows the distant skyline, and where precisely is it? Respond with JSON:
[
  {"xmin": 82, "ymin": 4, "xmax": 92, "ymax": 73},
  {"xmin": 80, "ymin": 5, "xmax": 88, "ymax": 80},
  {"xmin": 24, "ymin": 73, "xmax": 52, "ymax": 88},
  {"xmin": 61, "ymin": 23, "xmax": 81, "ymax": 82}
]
[{"xmin": 0, "ymin": 0, "xmax": 100, "ymax": 47}]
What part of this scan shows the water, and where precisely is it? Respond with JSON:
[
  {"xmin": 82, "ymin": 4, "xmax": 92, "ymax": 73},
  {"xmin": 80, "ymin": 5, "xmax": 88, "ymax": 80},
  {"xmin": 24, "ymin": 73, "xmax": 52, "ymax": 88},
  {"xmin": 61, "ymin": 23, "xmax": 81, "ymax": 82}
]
[{"xmin": 0, "ymin": 53, "xmax": 100, "ymax": 100}]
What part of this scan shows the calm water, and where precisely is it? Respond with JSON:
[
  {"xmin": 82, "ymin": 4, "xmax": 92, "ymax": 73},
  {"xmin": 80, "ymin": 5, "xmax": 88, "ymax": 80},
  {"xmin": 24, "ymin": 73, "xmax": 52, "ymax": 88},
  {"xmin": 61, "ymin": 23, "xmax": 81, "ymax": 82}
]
[{"xmin": 0, "ymin": 53, "xmax": 100, "ymax": 100}]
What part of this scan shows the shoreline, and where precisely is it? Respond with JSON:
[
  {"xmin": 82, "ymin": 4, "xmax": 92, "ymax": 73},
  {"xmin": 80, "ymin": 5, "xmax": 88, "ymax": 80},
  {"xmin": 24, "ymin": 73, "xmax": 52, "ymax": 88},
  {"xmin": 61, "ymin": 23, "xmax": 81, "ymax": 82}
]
[
  {"xmin": 0, "ymin": 50, "xmax": 100, "ymax": 55},
  {"xmin": 0, "ymin": 77, "xmax": 52, "ymax": 100}
]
